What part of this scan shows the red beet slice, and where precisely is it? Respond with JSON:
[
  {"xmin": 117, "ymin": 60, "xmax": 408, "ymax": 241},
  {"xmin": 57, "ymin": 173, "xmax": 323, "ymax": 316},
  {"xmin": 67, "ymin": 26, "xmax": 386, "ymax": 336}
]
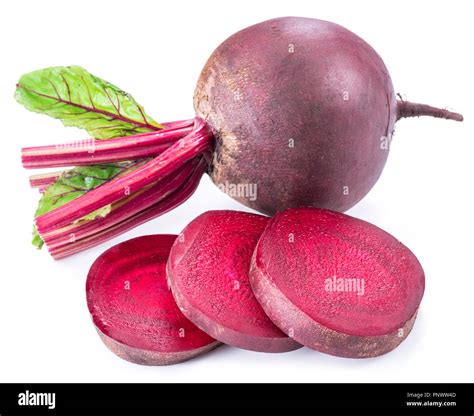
[
  {"xmin": 167, "ymin": 211, "xmax": 301, "ymax": 353},
  {"xmin": 250, "ymin": 208, "xmax": 425, "ymax": 358},
  {"xmin": 86, "ymin": 234, "xmax": 220, "ymax": 365}
]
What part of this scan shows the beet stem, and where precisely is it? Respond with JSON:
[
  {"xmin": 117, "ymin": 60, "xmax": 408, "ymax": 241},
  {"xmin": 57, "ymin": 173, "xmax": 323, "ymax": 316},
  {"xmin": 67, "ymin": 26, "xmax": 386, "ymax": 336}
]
[
  {"xmin": 29, "ymin": 170, "xmax": 64, "ymax": 188},
  {"xmin": 49, "ymin": 158, "xmax": 206, "ymax": 259},
  {"xmin": 396, "ymin": 100, "xmax": 463, "ymax": 122},
  {"xmin": 35, "ymin": 118, "xmax": 213, "ymax": 235},
  {"xmin": 22, "ymin": 123, "xmax": 193, "ymax": 169},
  {"xmin": 42, "ymin": 159, "xmax": 197, "ymax": 246}
]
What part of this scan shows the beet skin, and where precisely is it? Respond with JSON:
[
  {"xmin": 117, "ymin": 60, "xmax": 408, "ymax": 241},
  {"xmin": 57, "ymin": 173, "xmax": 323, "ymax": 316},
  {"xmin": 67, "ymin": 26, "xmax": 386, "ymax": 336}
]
[
  {"xmin": 249, "ymin": 208, "xmax": 425, "ymax": 358},
  {"xmin": 194, "ymin": 17, "xmax": 461, "ymax": 215},
  {"xmin": 167, "ymin": 210, "xmax": 301, "ymax": 352},
  {"xmin": 86, "ymin": 235, "xmax": 220, "ymax": 365}
]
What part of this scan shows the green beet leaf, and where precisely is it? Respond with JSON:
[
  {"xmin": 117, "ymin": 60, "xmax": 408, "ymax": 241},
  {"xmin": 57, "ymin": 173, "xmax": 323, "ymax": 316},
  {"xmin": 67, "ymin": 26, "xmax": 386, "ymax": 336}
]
[{"xmin": 15, "ymin": 65, "xmax": 163, "ymax": 139}]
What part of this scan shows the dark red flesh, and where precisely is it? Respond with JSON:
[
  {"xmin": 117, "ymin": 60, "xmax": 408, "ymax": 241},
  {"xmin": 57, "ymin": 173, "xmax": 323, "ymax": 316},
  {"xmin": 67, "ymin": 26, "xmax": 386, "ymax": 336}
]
[
  {"xmin": 249, "ymin": 208, "xmax": 425, "ymax": 358},
  {"xmin": 167, "ymin": 210, "xmax": 301, "ymax": 352},
  {"xmin": 86, "ymin": 234, "xmax": 220, "ymax": 365}
]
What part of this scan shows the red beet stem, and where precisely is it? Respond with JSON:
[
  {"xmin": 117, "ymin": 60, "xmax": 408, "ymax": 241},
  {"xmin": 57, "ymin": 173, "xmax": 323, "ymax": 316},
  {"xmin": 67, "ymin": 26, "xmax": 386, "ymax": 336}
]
[
  {"xmin": 35, "ymin": 118, "xmax": 213, "ymax": 235},
  {"xmin": 49, "ymin": 158, "xmax": 206, "ymax": 259},
  {"xmin": 29, "ymin": 170, "xmax": 63, "ymax": 188},
  {"xmin": 22, "ymin": 122, "xmax": 193, "ymax": 169},
  {"xmin": 396, "ymin": 100, "xmax": 463, "ymax": 122},
  {"xmin": 160, "ymin": 119, "xmax": 195, "ymax": 129},
  {"xmin": 43, "ymin": 159, "xmax": 197, "ymax": 247}
]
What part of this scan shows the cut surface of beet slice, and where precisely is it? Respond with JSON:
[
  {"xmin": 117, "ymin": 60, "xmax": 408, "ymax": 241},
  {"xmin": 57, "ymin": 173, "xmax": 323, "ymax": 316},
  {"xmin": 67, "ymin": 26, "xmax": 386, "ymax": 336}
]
[
  {"xmin": 250, "ymin": 208, "xmax": 425, "ymax": 358},
  {"xmin": 167, "ymin": 211, "xmax": 301, "ymax": 353},
  {"xmin": 86, "ymin": 234, "xmax": 220, "ymax": 365}
]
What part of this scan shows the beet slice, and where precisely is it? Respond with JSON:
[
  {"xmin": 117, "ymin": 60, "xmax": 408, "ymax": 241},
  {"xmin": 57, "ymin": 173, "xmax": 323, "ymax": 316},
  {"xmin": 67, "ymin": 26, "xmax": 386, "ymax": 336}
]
[
  {"xmin": 86, "ymin": 234, "xmax": 220, "ymax": 365},
  {"xmin": 250, "ymin": 208, "xmax": 425, "ymax": 358},
  {"xmin": 167, "ymin": 211, "xmax": 301, "ymax": 353}
]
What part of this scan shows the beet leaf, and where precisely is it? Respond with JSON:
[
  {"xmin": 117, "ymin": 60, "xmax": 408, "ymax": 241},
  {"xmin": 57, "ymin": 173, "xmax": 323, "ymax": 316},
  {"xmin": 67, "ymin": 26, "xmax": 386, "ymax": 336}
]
[{"xmin": 15, "ymin": 66, "xmax": 163, "ymax": 139}]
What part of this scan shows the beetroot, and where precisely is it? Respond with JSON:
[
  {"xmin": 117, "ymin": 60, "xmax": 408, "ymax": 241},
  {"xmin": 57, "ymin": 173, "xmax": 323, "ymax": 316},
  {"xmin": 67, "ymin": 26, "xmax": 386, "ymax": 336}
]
[
  {"xmin": 167, "ymin": 210, "xmax": 301, "ymax": 352},
  {"xmin": 18, "ymin": 17, "xmax": 463, "ymax": 257},
  {"xmin": 195, "ymin": 16, "xmax": 462, "ymax": 214},
  {"xmin": 86, "ymin": 234, "xmax": 220, "ymax": 365},
  {"xmin": 249, "ymin": 208, "xmax": 425, "ymax": 358}
]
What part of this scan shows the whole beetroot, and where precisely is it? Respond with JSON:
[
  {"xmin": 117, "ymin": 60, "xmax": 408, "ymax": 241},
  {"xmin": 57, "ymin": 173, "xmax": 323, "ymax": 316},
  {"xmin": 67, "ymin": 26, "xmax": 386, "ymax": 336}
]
[
  {"xmin": 18, "ymin": 17, "xmax": 463, "ymax": 257},
  {"xmin": 195, "ymin": 16, "xmax": 462, "ymax": 214}
]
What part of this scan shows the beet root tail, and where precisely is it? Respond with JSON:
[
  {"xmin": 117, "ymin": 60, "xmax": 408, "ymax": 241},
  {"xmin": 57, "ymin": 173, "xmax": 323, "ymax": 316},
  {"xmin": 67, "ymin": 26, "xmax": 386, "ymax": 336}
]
[{"xmin": 396, "ymin": 100, "xmax": 463, "ymax": 122}]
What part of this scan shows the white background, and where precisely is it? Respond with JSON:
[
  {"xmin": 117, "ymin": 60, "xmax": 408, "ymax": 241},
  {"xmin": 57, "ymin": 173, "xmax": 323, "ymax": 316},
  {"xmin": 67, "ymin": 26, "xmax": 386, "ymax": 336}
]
[{"xmin": 0, "ymin": 0, "xmax": 472, "ymax": 383}]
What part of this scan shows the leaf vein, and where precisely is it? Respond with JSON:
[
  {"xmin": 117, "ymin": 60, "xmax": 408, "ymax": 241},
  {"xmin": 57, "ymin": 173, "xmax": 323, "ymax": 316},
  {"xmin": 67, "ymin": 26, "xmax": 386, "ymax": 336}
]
[{"xmin": 17, "ymin": 84, "xmax": 161, "ymax": 131}]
